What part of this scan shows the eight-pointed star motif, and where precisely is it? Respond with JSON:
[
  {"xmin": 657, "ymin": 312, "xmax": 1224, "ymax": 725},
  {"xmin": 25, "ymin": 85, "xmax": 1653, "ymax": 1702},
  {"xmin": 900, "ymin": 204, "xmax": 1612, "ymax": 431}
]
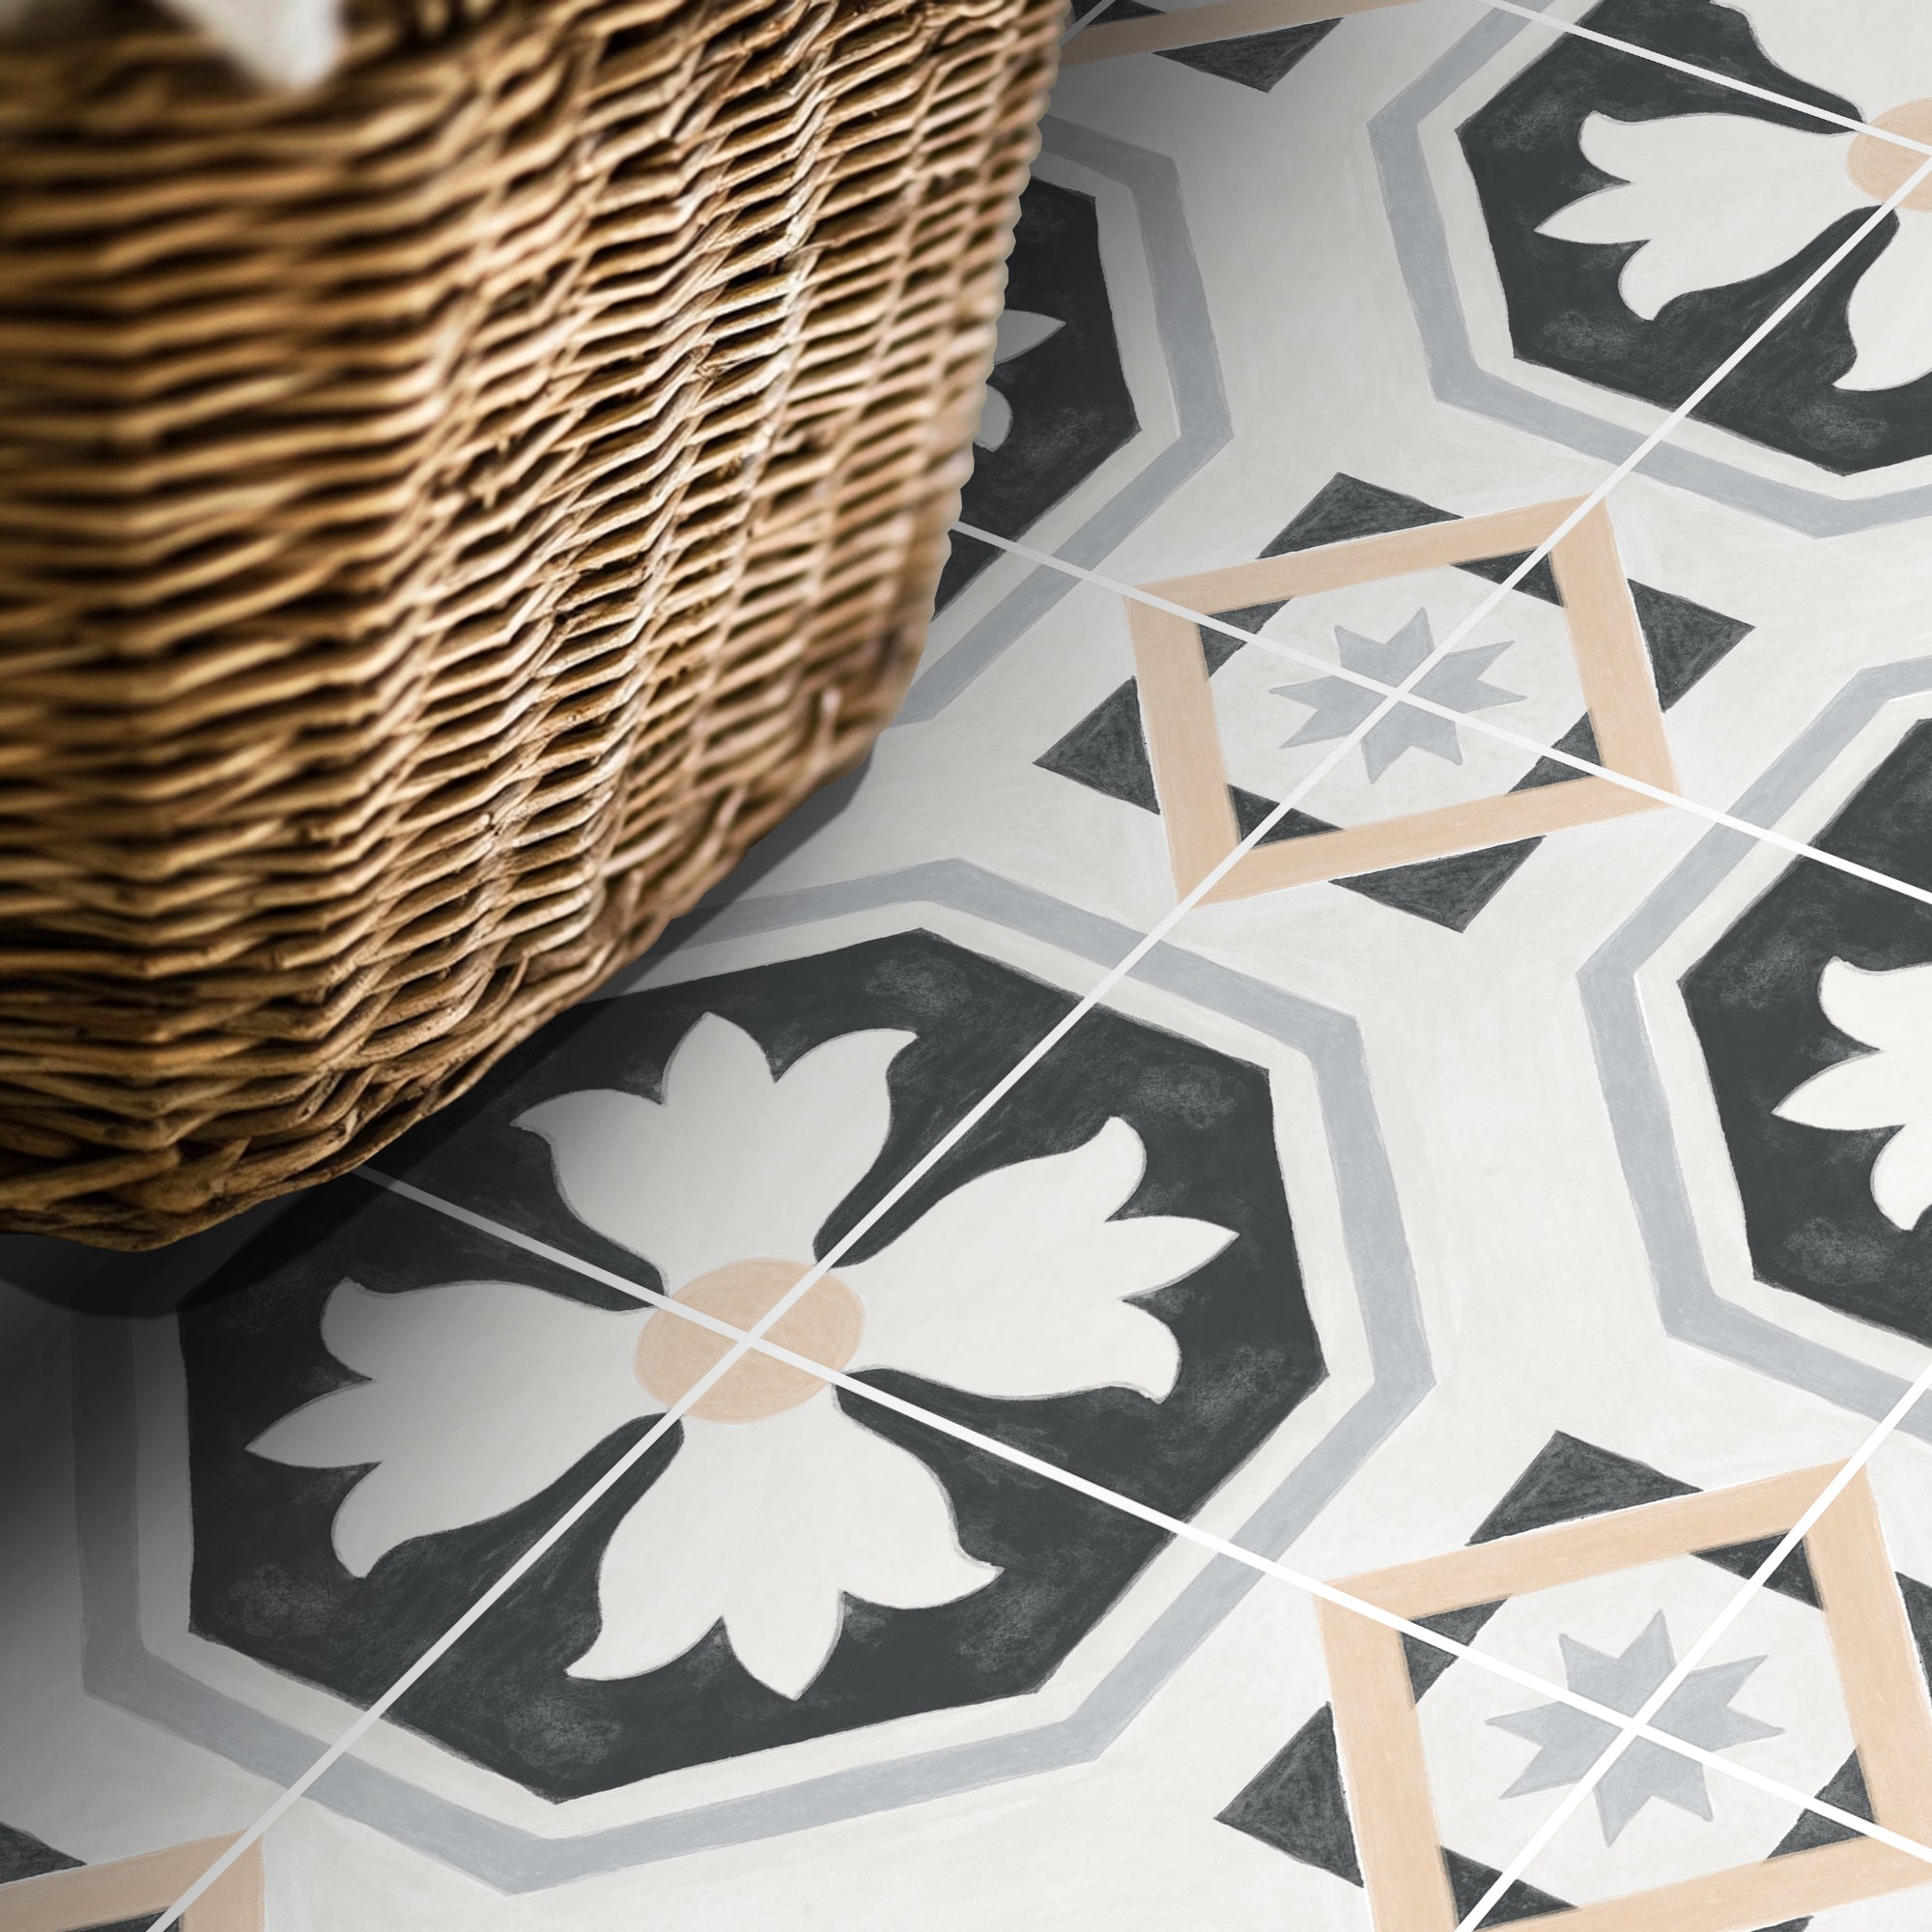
[
  {"xmin": 1537, "ymin": 0, "xmax": 1932, "ymax": 391},
  {"xmin": 1272, "ymin": 607, "xmax": 1524, "ymax": 783},
  {"xmin": 1489, "ymin": 1611, "xmax": 1782, "ymax": 1844},
  {"xmin": 1775, "ymin": 954, "xmax": 1932, "ymax": 1230},
  {"xmin": 249, "ymin": 1013, "xmax": 1235, "ymax": 1700}
]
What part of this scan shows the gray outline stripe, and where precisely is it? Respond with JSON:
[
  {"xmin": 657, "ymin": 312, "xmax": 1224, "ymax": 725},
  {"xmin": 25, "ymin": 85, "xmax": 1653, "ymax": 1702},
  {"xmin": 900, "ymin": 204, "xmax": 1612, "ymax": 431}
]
[
  {"xmin": 896, "ymin": 118, "xmax": 1233, "ymax": 723},
  {"xmin": 1579, "ymin": 658, "xmax": 1932, "ymax": 1441},
  {"xmin": 1368, "ymin": 6, "xmax": 1932, "ymax": 537},
  {"xmin": 74, "ymin": 861, "xmax": 1426, "ymax": 1890}
]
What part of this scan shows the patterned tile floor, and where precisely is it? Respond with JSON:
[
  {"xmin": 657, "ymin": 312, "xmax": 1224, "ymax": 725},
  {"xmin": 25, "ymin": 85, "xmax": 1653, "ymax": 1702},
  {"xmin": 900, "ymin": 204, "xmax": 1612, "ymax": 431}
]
[{"xmin": 12, "ymin": 1, "xmax": 1932, "ymax": 1925}]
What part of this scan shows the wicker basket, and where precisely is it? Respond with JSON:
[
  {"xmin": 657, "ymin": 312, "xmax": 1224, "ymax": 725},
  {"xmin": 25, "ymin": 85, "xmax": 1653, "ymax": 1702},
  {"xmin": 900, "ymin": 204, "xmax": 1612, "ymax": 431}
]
[{"xmin": 0, "ymin": 0, "xmax": 1060, "ymax": 1247}]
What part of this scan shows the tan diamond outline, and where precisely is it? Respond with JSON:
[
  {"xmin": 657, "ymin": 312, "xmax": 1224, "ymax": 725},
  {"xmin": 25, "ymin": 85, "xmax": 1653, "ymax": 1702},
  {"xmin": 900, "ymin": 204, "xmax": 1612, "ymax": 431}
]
[
  {"xmin": 1126, "ymin": 498, "xmax": 1679, "ymax": 903},
  {"xmin": 1319, "ymin": 1464, "xmax": 1932, "ymax": 1932},
  {"xmin": 0, "ymin": 1834, "xmax": 262, "ymax": 1931}
]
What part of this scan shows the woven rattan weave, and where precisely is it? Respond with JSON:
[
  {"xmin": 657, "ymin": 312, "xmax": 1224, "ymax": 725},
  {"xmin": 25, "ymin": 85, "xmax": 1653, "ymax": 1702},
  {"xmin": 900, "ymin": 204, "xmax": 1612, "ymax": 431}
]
[{"xmin": 0, "ymin": 0, "xmax": 1060, "ymax": 1246}]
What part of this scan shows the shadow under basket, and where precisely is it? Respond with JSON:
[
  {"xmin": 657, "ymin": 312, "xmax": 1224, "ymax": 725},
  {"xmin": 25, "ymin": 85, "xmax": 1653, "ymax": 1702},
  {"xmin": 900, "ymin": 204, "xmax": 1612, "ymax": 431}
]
[{"xmin": 0, "ymin": 0, "xmax": 1060, "ymax": 1247}]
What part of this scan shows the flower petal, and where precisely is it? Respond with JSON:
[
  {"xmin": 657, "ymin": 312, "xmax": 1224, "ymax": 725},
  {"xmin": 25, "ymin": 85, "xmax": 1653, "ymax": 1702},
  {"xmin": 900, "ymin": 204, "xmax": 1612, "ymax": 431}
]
[
  {"xmin": 1776, "ymin": 958, "xmax": 1932, "ymax": 1228},
  {"xmin": 844, "ymin": 1117, "xmax": 1232, "ymax": 1404},
  {"xmin": 249, "ymin": 1280, "xmax": 651, "ymax": 1577},
  {"xmin": 517, "ymin": 1014, "xmax": 915, "ymax": 1288},
  {"xmin": 1776, "ymin": 1049, "xmax": 1920, "ymax": 1130},
  {"xmin": 974, "ymin": 384, "xmax": 1013, "ymax": 452},
  {"xmin": 1728, "ymin": 0, "xmax": 1931, "ymax": 118},
  {"xmin": 1539, "ymin": 112, "xmax": 1861, "ymax": 321},
  {"xmin": 1815, "ymin": 955, "xmax": 1932, "ymax": 1049},
  {"xmin": 977, "ymin": 310, "xmax": 1062, "ymax": 448},
  {"xmin": 1869, "ymin": 1119, "xmax": 1932, "ymax": 1230},
  {"xmin": 993, "ymin": 308, "xmax": 1063, "ymax": 365},
  {"xmin": 1837, "ymin": 218, "xmax": 1932, "ymax": 390},
  {"xmin": 569, "ymin": 1394, "xmax": 996, "ymax": 1698}
]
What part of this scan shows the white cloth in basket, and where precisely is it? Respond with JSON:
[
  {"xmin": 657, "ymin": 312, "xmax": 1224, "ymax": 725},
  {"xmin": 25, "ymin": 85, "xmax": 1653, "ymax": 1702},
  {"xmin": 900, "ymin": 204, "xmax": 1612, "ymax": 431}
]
[{"xmin": 0, "ymin": 0, "xmax": 341, "ymax": 86}]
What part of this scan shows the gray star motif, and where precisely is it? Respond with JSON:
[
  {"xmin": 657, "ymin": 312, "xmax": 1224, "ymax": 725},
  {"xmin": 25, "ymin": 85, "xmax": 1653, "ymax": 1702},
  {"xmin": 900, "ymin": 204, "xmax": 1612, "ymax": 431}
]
[
  {"xmin": 1488, "ymin": 1611, "xmax": 1783, "ymax": 1845},
  {"xmin": 1273, "ymin": 607, "xmax": 1524, "ymax": 783}
]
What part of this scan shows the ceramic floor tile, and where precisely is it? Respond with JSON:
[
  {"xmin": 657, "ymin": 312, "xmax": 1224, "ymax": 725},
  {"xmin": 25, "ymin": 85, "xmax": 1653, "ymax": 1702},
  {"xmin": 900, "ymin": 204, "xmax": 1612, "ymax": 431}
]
[
  {"xmin": 1321, "ymin": 0, "xmax": 1932, "ymax": 540},
  {"xmin": 108, "ymin": 1177, "xmax": 1378, "ymax": 1925},
  {"xmin": 906, "ymin": 0, "xmax": 1607, "ymax": 734},
  {"xmin": 1422, "ymin": 1556, "xmax": 1845, "ymax": 1902},
  {"xmin": 1038, "ymin": 487, "xmax": 1700, "ymax": 918},
  {"xmin": 0, "ymin": 1833, "xmax": 268, "ymax": 1932},
  {"xmin": 166, "ymin": 1579, "xmax": 1371, "ymax": 1932},
  {"xmin": 1462, "ymin": 1445, "xmax": 1932, "ymax": 1931},
  {"xmin": 174, "ymin": 851, "xmax": 1913, "ymax": 1922},
  {"xmin": 67, "ymin": 891, "xmax": 1381, "ymax": 1914},
  {"xmin": 1445, "ymin": 0, "xmax": 1932, "ymax": 522},
  {"xmin": 896, "ymin": 0, "xmax": 1932, "ymax": 957},
  {"xmin": 0, "ymin": 1275, "xmax": 286, "ymax": 1932},
  {"xmin": 1243, "ymin": 1442, "xmax": 1932, "ymax": 1932},
  {"xmin": 853, "ymin": 41, "xmax": 1908, "ymax": 972},
  {"xmin": 17, "ymin": 2, "xmax": 1932, "ymax": 1927},
  {"xmin": 1584, "ymin": 691, "xmax": 1932, "ymax": 1447}
]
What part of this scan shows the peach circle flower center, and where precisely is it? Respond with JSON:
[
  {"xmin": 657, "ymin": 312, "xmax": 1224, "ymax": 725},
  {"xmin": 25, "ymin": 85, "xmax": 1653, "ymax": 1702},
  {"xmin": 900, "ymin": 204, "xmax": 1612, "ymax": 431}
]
[
  {"xmin": 1848, "ymin": 101, "xmax": 1932, "ymax": 212},
  {"xmin": 634, "ymin": 1258, "xmax": 865, "ymax": 1422}
]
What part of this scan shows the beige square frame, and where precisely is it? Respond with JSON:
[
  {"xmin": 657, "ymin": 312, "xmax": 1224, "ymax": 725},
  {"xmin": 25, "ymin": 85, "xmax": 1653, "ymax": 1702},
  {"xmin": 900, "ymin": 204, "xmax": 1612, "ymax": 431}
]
[
  {"xmin": 1126, "ymin": 498, "xmax": 1679, "ymax": 902},
  {"xmin": 0, "ymin": 1835, "xmax": 261, "ymax": 1932},
  {"xmin": 1319, "ymin": 1465, "xmax": 1932, "ymax": 1932}
]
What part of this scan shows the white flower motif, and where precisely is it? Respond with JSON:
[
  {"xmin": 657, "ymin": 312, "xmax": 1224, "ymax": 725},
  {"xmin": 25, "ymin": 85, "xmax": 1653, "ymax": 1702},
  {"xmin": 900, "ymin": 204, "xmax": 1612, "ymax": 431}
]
[
  {"xmin": 1538, "ymin": 0, "xmax": 1932, "ymax": 389},
  {"xmin": 975, "ymin": 308, "xmax": 1065, "ymax": 450},
  {"xmin": 1775, "ymin": 956, "xmax": 1932, "ymax": 1229},
  {"xmin": 250, "ymin": 1013, "xmax": 1234, "ymax": 1699}
]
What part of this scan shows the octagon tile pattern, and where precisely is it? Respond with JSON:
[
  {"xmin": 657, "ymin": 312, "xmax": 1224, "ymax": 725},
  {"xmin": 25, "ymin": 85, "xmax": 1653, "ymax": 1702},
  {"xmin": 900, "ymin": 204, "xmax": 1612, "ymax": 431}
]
[{"xmin": 15, "ymin": 5, "xmax": 1932, "ymax": 1931}]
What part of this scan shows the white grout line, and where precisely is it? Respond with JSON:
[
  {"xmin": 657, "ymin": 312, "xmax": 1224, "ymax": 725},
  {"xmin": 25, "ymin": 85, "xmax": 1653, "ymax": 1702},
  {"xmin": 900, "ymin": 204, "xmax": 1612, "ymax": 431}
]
[
  {"xmin": 145, "ymin": 33, "xmax": 1932, "ymax": 1931},
  {"xmin": 138, "ymin": 1264, "xmax": 813, "ymax": 1927},
  {"xmin": 1481, "ymin": 0, "xmax": 1932, "ymax": 160},
  {"xmin": 144, "ymin": 1158, "xmax": 1932, "ymax": 1923},
  {"xmin": 1064, "ymin": 0, "xmax": 1120, "ymax": 42},
  {"xmin": 365, "ymin": 1172, "xmax": 1932, "ymax": 1871},
  {"xmin": 145, "ymin": 753, "xmax": 1376, "ymax": 1917},
  {"xmin": 141, "ymin": 491, "xmax": 1514, "ymax": 1919},
  {"xmin": 951, "ymin": 144, "xmax": 1932, "ymax": 917},
  {"xmin": 1051, "ymin": 31, "xmax": 1932, "ymax": 1918},
  {"xmin": 1456, "ymin": 1359, "xmax": 1932, "ymax": 1931},
  {"xmin": 147, "ymin": 739, "xmax": 1432, "ymax": 1919},
  {"xmin": 954, "ymin": 517, "xmax": 1932, "ymax": 914},
  {"xmin": 167, "ymin": 205, "xmax": 1694, "ymax": 1932},
  {"xmin": 1075, "ymin": 0, "xmax": 1932, "ymax": 161}
]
